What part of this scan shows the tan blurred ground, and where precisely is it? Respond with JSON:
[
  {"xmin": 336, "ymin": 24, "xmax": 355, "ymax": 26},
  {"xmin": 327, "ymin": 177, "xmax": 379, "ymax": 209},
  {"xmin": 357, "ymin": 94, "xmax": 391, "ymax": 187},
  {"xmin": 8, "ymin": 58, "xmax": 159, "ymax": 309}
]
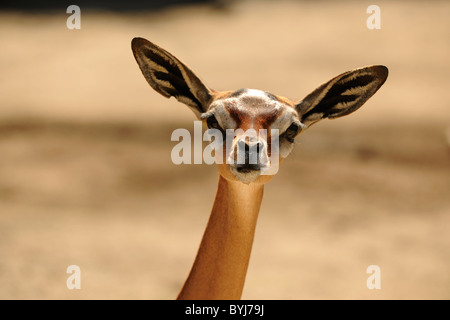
[{"xmin": 0, "ymin": 0, "xmax": 449, "ymax": 299}]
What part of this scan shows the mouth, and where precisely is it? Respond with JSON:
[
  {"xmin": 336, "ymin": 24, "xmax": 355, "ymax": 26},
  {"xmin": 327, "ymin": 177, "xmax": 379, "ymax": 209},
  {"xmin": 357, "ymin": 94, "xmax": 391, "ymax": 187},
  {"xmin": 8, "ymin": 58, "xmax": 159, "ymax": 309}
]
[
  {"xmin": 229, "ymin": 162, "xmax": 272, "ymax": 184},
  {"xmin": 235, "ymin": 163, "xmax": 261, "ymax": 173}
]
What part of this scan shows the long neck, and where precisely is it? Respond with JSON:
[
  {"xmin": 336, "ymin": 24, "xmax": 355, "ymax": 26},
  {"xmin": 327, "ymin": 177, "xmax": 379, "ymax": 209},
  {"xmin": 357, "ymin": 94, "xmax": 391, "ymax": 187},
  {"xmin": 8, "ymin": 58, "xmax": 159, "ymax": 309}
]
[{"xmin": 177, "ymin": 175, "xmax": 264, "ymax": 300}]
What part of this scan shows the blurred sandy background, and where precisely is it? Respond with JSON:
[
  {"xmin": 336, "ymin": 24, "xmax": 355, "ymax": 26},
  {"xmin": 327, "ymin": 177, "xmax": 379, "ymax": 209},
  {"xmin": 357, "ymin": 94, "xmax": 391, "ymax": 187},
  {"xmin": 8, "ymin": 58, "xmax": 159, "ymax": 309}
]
[{"xmin": 0, "ymin": 0, "xmax": 449, "ymax": 299}]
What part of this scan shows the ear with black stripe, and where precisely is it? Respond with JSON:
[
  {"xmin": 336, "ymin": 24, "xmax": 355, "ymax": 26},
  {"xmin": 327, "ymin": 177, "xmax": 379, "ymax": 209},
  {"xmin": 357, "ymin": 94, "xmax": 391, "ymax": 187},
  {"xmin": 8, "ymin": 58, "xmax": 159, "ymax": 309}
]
[
  {"xmin": 131, "ymin": 37, "xmax": 214, "ymax": 118},
  {"xmin": 296, "ymin": 66, "xmax": 388, "ymax": 127}
]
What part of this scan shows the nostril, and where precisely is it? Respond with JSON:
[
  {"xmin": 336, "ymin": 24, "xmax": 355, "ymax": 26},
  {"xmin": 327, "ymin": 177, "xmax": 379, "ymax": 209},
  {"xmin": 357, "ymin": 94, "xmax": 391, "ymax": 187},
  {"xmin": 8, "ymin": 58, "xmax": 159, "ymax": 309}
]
[
  {"xmin": 236, "ymin": 139, "xmax": 265, "ymax": 166},
  {"xmin": 256, "ymin": 141, "xmax": 263, "ymax": 153}
]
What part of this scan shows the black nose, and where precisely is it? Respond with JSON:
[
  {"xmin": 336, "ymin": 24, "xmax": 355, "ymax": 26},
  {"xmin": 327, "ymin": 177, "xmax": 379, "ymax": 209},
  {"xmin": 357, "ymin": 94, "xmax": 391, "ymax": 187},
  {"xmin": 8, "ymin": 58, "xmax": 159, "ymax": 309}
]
[{"xmin": 236, "ymin": 140, "xmax": 263, "ymax": 172}]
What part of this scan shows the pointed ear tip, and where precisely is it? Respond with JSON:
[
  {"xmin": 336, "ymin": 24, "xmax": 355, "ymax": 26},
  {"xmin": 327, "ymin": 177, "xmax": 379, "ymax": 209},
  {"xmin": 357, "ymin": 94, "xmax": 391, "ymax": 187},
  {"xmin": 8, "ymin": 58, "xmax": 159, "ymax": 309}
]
[
  {"xmin": 131, "ymin": 37, "xmax": 149, "ymax": 50},
  {"xmin": 372, "ymin": 65, "xmax": 389, "ymax": 80}
]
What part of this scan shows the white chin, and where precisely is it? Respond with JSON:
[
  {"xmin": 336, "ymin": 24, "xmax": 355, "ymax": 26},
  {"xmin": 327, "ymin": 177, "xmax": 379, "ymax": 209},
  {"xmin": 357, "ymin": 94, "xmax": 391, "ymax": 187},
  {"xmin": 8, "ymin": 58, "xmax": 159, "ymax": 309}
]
[{"xmin": 230, "ymin": 166, "xmax": 261, "ymax": 184}]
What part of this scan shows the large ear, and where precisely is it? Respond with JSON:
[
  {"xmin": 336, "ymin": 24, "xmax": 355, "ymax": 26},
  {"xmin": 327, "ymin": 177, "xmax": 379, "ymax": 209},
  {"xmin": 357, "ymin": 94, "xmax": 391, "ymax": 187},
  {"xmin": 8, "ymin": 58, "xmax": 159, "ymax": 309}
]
[
  {"xmin": 131, "ymin": 37, "xmax": 214, "ymax": 118},
  {"xmin": 296, "ymin": 65, "xmax": 388, "ymax": 127}
]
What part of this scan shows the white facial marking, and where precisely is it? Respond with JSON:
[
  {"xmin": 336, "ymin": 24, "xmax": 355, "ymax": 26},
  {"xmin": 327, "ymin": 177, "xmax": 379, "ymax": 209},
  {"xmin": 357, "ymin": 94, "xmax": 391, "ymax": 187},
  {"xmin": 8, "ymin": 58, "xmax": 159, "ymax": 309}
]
[
  {"xmin": 205, "ymin": 100, "xmax": 238, "ymax": 130},
  {"xmin": 271, "ymin": 107, "xmax": 301, "ymax": 135},
  {"xmin": 245, "ymin": 89, "xmax": 272, "ymax": 100}
]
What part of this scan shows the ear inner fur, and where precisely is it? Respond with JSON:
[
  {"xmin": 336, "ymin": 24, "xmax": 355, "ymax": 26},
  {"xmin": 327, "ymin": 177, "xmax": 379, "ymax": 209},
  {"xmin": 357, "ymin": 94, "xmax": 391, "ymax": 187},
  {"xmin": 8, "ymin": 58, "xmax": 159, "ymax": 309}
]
[
  {"xmin": 296, "ymin": 65, "xmax": 388, "ymax": 126},
  {"xmin": 131, "ymin": 37, "xmax": 213, "ymax": 115}
]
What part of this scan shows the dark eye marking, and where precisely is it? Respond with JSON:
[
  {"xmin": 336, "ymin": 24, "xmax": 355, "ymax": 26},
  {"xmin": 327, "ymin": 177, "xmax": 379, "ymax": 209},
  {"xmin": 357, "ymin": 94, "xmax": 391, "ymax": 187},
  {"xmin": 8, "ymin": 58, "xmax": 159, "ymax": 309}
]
[
  {"xmin": 206, "ymin": 114, "xmax": 222, "ymax": 130},
  {"xmin": 284, "ymin": 123, "xmax": 300, "ymax": 143}
]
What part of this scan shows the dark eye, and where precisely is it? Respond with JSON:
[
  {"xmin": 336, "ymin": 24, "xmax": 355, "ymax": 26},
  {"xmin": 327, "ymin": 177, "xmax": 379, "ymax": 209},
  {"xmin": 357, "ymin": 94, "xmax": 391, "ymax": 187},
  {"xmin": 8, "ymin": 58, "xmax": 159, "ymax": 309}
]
[
  {"xmin": 285, "ymin": 123, "xmax": 300, "ymax": 143},
  {"xmin": 206, "ymin": 114, "xmax": 222, "ymax": 130}
]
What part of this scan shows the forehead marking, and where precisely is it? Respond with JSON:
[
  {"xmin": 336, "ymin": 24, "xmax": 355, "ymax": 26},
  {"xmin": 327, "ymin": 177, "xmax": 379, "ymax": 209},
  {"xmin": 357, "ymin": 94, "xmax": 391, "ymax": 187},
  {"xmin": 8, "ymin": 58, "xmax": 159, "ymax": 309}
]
[
  {"xmin": 229, "ymin": 88, "xmax": 279, "ymax": 101},
  {"xmin": 229, "ymin": 88, "xmax": 248, "ymax": 98},
  {"xmin": 223, "ymin": 89, "xmax": 285, "ymax": 129}
]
